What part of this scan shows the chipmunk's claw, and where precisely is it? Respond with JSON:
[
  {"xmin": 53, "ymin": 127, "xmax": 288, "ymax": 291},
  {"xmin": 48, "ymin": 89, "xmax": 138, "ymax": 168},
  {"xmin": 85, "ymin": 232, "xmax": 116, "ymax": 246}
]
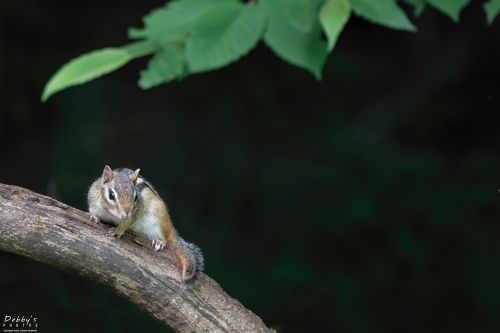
[
  {"xmin": 152, "ymin": 239, "xmax": 165, "ymax": 251},
  {"xmin": 89, "ymin": 214, "xmax": 100, "ymax": 223},
  {"xmin": 105, "ymin": 229, "xmax": 121, "ymax": 238}
]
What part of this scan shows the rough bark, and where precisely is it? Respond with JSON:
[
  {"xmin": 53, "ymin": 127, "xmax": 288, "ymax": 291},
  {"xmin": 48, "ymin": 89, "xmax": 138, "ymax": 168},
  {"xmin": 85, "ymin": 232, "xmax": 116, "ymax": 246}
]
[{"xmin": 0, "ymin": 183, "xmax": 275, "ymax": 333}]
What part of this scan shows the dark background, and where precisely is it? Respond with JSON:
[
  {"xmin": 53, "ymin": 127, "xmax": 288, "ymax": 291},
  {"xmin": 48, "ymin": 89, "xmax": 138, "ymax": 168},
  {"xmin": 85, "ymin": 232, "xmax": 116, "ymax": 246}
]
[{"xmin": 1, "ymin": 0, "xmax": 500, "ymax": 332}]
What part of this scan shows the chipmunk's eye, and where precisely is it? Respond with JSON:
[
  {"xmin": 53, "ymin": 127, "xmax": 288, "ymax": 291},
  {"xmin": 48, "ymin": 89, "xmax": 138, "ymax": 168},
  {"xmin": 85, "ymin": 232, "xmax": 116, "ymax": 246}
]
[{"xmin": 109, "ymin": 190, "xmax": 116, "ymax": 201}]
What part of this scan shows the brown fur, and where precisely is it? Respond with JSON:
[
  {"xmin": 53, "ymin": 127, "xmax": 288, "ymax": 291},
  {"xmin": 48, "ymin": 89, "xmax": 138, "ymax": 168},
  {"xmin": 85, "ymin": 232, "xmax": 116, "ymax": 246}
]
[
  {"xmin": 175, "ymin": 249, "xmax": 189, "ymax": 280},
  {"xmin": 160, "ymin": 210, "xmax": 176, "ymax": 242}
]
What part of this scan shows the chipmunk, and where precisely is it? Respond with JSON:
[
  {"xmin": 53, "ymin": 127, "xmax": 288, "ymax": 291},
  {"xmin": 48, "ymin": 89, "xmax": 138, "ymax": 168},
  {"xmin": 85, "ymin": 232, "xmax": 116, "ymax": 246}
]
[{"xmin": 87, "ymin": 166, "xmax": 204, "ymax": 288}]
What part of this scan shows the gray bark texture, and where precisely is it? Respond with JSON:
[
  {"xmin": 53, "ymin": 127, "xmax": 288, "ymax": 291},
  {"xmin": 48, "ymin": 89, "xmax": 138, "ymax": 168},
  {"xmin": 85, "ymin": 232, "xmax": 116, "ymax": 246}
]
[{"xmin": 0, "ymin": 183, "xmax": 275, "ymax": 333}]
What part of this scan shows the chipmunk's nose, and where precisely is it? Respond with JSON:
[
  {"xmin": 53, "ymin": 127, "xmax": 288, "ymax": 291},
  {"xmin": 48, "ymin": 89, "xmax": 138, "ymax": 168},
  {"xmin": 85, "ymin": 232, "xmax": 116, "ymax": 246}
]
[{"xmin": 121, "ymin": 212, "xmax": 131, "ymax": 219}]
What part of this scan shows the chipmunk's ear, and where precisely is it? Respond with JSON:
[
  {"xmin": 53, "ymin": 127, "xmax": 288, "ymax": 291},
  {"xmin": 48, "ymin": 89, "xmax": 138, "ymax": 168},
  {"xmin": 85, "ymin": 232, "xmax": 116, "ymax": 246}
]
[
  {"xmin": 130, "ymin": 168, "xmax": 140, "ymax": 185},
  {"xmin": 102, "ymin": 165, "xmax": 114, "ymax": 184}
]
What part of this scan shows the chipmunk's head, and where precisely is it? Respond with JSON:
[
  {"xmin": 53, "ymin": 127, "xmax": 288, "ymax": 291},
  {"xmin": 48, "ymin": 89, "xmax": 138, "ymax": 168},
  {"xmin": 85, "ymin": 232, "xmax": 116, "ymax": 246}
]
[{"xmin": 101, "ymin": 165, "xmax": 140, "ymax": 220}]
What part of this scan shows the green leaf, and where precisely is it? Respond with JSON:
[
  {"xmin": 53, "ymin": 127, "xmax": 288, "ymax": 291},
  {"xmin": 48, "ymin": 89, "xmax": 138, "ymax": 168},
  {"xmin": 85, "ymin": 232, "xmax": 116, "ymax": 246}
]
[
  {"xmin": 319, "ymin": 0, "xmax": 351, "ymax": 52},
  {"xmin": 139, "ymin": 45, "xmax": 186, "ymax": 89},
  {"xmin": 262, "ymin": 0, "xmax": 328, "ymax": 79},
  {"xmin": 484, "ymin": 0, "xmax": 500, "ymax": 25},
  {"xmin": 186, "ymin": 2, "xmax": 265, "ymax": 73},
  {"xmin": 129, "ymin": 0, "xmax": 237, "ymax": 43},
  {"xmin": 425, "ymin": 0, "xmax": 471, "ymax": 22},
  {"xmin": 402, "ymin": 0, "xmax": 426, "ymax": 17},
  {"xmin": 42, "ymin": 48, "xmax": 132, "ymax": 102},
  {"xmin": 349, "ymin": 0, "xmax": 416, "ymax": 31},
  {"xmin": 285, "ymin": 0, "xmax": 322, "ymax": 33}
]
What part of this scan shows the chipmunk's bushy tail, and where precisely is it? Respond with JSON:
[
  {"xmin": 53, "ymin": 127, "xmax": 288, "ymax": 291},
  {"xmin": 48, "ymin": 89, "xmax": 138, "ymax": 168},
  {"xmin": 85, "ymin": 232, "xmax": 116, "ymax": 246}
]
[{"xmin": 173, "ymin": 236, "xmax": 204, "ymax": 288}]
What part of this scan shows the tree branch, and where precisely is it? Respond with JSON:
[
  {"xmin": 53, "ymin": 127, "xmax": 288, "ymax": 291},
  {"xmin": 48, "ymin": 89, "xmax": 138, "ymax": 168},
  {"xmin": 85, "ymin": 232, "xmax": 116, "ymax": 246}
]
[{"xmin": 0, "ymin": 183, "xmax": 274, "ymax": 333}]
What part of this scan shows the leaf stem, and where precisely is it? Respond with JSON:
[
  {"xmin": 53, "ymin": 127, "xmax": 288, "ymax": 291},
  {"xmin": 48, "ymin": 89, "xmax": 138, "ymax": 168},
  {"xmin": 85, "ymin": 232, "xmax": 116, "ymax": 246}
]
[{"xmin": 124, "ymin": 40, "xmax": 157, "ymax": 59}]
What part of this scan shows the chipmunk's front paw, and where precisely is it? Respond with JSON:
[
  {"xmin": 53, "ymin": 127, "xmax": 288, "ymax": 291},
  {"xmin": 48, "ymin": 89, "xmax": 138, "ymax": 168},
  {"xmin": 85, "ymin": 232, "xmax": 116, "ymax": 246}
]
[
  {"xmin": 89, "ymin": 214, "xmax": 100, "ymax": 223},
  {"xmin": 152, "ymin": 239, "xmax": 165, "ymax": 251},
  {"xmin": 105, "ymin": 228, "xmax": 122, "ymax": 238}
]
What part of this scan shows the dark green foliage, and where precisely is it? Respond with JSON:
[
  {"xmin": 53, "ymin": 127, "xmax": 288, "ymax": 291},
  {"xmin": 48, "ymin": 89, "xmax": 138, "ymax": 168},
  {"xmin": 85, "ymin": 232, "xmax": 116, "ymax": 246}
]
[{"xmin": 41, "ymin": 0, "xmax": 500, "ymax": 101}]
